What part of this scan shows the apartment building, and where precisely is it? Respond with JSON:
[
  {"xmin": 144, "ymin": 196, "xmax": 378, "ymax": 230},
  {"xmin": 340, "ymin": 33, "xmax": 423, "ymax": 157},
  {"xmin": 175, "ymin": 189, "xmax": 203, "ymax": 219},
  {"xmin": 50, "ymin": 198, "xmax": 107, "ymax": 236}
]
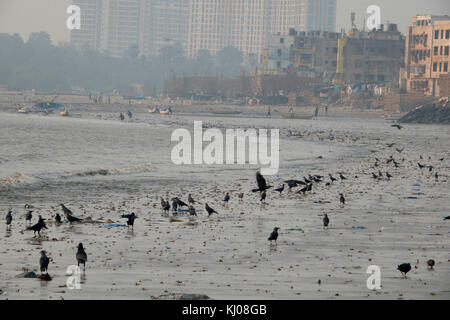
[
  {"xmin": 69, "ymin": 0, "xmax": 103, "ymax": 52},
  {"xmin": 405, "ymin": 15, "xmax": 450, "ymax": 95},
  {"xmin": 298, "ymin": 0, "xmax": 336, "ymax": 33}
]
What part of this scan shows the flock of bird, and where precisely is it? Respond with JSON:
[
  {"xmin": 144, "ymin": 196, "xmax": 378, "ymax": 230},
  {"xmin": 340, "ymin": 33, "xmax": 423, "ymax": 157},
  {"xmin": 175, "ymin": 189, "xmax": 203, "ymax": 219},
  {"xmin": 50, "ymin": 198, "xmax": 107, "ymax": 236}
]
[{"xmin": 3, "ymin": 142, "xmax": 447, "ymax": 280}]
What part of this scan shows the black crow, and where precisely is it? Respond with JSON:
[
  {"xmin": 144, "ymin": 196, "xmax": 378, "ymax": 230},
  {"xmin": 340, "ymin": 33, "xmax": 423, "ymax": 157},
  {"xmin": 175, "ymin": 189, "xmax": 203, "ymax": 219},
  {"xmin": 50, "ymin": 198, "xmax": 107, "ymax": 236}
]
[
  {"xmin": 397, "ymin": 263, "xmax": 411, "ymax": 278},
  {"xmin": 386, "ymin": 172, "xmax": 393, "ymax": 179},
  {"xmin": 418, "ymin": 162, "xmax": 425, "ymax": 169},
  {"xmin": 188, "ymin": 194, "xmax": 195, "ymax": 204},
  {"xmin": 306, "ymin": 183, "xmax": 312, "ymax": 191},
  {"xmin": 76, "ymin": 243, "xmax": 88, "ymax": 271},
  {"xmin": 268, "ymin": 227, "xmax": 279, "ymax": 244},
  {"xmin": 163, "ymin": 201, "xmax": 170, "ymax": 214},
  {"xmin": 427, "ymin": 259, "xmax": 435, "ymax": 269},
  {"xmin": 260, "ymin": 190, "xmax": 267, "ymax": 203},
  {"xmin": 297, "ymin": 185, "xmax": 308, "ymax": 194},
  {"xmin": 391, "ymin": 124, "xmax": 403, "ymax": 130},
  {"xmin": 252, "ymin": 171, "xmax": 272, "ymax": 193},
  {"xmin": 121, "ymin": 212, "xmax": 137, "ymax": 228},
  {"xmin": 40, "ymin": 251, "xmax": 50, "ymax": 274},
  {"xmin": 323, "ymin": 214, "xmax": 329, "ymax": 228},
  {"xmin": 274, "ymin": 184, "xmax": 285, "ymax": 194},
  {"xmin": 387, "ymin": 143, "xmax": 395, "ymax": 147},
  {"xmin": 188, "ymin": 205, "xmax": 197, "ymax": 216},
  {"xmin": 60, "ymin": 204, "xmax": 82, "ymax": 224},
  {"xmin": 444, "ymin": 216, "xmax": 450, "ymax": 220},
  {"xmin": 55, "ymin": 213, "xmax": 62, "ymax": 224},
  {"xmin": 428, "ymin": 165, "xmax": 433, "ymax": 172},
  {"xmin": 223, "ymin": 193, "xmax": 230, "ymax": 203},
  {"xmin": 372, "ymin": 172, "xmax": 378, "ymax": 179},
  {"xmin": 395, "ymin": 148, "xmax": 404, "ymax": 153},
  {"xmin": 6, "ymin": 211, "xmax": 12, "ymax": 229},
  {"xmin": 25, "ymin": 211, "xmax": 33, "ymax": 224},
  {"xmin": 339, "ymin": 173, "xmax": 347, "ymax": 181},
  {"xmin": 26, "ymin": 216, "xmax": 47, "ymax": 237},
  {"xmin": 205, "ymin": 203, "xmax": 218, "ymax": 216},
  {"xmin": 173, "ymin": 197, "xmax": 188, "ymax": 207},
  {"xmin": 435, "ymin": 172, "xmax": 438, "ymax": 181},
  {"xmin": 329, "ymin": 174, "xmax": 337, "ymax": 183},
  {"xmin": 340, "ymin": 193, "xmax": 345, "ymax": 205}
]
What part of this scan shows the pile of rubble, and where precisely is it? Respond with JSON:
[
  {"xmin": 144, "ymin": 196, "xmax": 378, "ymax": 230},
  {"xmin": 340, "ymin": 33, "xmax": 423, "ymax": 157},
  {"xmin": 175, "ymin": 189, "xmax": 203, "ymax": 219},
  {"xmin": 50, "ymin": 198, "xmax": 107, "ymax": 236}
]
[{"xmin": 399, "ymin": 97, "xmax": 450, "ymax": 124}]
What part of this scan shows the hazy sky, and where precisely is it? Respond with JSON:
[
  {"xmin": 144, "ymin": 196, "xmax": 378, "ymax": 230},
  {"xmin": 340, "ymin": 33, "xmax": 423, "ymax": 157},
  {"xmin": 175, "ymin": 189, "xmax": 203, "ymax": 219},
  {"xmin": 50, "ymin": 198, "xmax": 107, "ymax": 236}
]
[{"xmin": 0, "ymin": 0, "xmax": 449, "ymax": 44}]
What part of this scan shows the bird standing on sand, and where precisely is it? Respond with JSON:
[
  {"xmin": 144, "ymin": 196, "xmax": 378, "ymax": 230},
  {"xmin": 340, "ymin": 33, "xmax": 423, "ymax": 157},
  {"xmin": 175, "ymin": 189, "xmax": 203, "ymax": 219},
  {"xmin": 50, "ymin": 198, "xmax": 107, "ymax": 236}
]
[
  {"xmin": 40, "ymin": 251, "xmax": 50, "ymax": 274},
  {"xmin": 188, "ymin": 205, "xmax": 197, "ymax": 216},
  {"xmin": 121, "ymin": 212, "xmax": 137, "ymax": 229},
  {"xmin": 223, "ymin": 193, "xmax": 230, "ymax": 204},
  {"xmin": 6, "ymin": 211, "xmax": 12, "ymax": 229},
  {"xmin": 329, "ymin": 174, "xmax": 337, "ymax": 183},
  {"xmin": 274, "ymin": 184, "xmax": 285, "ymax": 195},
  {"xmin": 76, "ymin": 243, "xmax": 88, "ymax": 271},
  {"xmin": 252, "ymin": 171, "xmax": 272, "ymax": 193},
  {"xmin": 397, "ymin": 263, "xmax": 411, "ymax": 278},
  {"xmin": 391, "ymin": 124, "xmax": 403, "ymax": 130},
  {"xmin": 171, "ymin": 199, "xmax": 178, "ymax": 213},
  {"xmin": 323, "ymin": 214, "xmax": 330, "ymax": 228},
  {"xmin": 25, "ymin": 211, "xmax": 33, "ymax": 225},
  {"xmin": 173, "ymin": 197, "xmax": 188, "ymax": 207},
  {"xmin": 55, "ymin": 213, "xmax": 62, "ymax": 224},
  {"xmin": 188, "ymin": 194, "xmax": 195, "ymax": 204},
  {"xmin": 205, "ymin": 203, "xmax": 218, "ymax": 217},
  {"xmin": 26, "ymin": 215, "xmax": 47, "ymax": 237},
  {"xmin": 339, "ymin": 193, "xmax": 345, "ymax": 205},
  {"xmin": 238, "ymin": 193, "xmax": 244, "ymax": 201},
  {"xmin": 60, "ymin": 204, "xmax": 82, "ymax": 224},
  {"xmin": 339, "ymin": 173, "xmax": 347, "ymax": 181},
  {"xmin": 119, "ymin": 113, "xmax": 124, "ymax": 121},
  {"xmin": 268, "ymin": 227, "xmax": 280, "ymax": 244},
  {"xmin": 427, "ymin": 259, "xmax": 435, "ymax": 269}
]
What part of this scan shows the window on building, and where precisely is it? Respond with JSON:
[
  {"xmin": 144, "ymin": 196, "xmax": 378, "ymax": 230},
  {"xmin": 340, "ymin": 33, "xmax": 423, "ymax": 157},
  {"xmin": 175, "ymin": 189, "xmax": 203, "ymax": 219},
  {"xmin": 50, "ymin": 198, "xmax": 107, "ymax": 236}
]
[
  {"xmin": 435, "ymin": 30, "xmax": 439, "ymax": 39},
  {"xmin": 332, "ymin": 61, "xmax": 337, "ymax": 67},
  {"xmin": 439, "ymin": 62, "xmax": 442, "ymax": 72},
  {"xmin": 378, "ymin": 75, "xmax": 385, "ymax": 82},
  {"xmin": 446, "ymin": 30, "xmax": 450, "ymax": 39},
  {"xmin": 444, "ymin": 62, "xmax": 448, "ymax": 72},
  {"xmin": 434, "ymin": 46, "xmax": 439, "ymax": 55},
  {"xmin": 441, "ymin": 30, "xmax": 444, "ymax": 39},
  {"xmin": 433, "ymin": 63, "xmax": 437, "ymax": 72},
  {"xmin": 445, "ymin": 46, "xmax": 449, "ymax": 56},
  {"xmin": 333, "ymin": 47, "xmax": 337, "ymax": 53},
  {"xmin": 441, "ymin": 46, "xmax": 443, "ymax": 55}
]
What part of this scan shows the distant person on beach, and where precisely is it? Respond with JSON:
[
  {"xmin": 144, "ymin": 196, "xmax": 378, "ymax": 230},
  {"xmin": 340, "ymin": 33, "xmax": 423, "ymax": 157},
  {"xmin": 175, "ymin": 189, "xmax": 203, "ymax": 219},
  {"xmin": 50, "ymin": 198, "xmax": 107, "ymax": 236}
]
[
  {"xmin": 325, "ymin": 105, "xmax": 328, "ymax": 114},
  {"xmin": 120, "ymin": 113, "xmax": 124, "ymax": 121},
  {"xmin": 267, "ymin": 106, "xmax": 271, "ymax": 117},
  {"xmin": 314, "ymin": 106, "xmax": 319, "ymax": 119},
  {"xmin": 128, "ymin": 111, "xmax": 132, "ymax": 118}
]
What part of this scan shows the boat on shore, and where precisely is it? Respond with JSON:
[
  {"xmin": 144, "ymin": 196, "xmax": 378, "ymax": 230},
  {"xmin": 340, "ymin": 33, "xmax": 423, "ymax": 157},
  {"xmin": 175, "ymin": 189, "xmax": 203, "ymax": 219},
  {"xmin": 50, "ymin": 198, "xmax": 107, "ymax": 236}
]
[
  {"xmin": 159, "ymin": 108, "xmax": 170, "ymax": 115},
  {"xmin": 281, "ymin": 113, "xmax": 313, "ymax": 120},
  {"xmin": 148, "ymin": 107, "xmax": 159, "ymax": 113},
  {"xmin": 210, "ymin": 108, "xmax": 242, "ymax": 115}
]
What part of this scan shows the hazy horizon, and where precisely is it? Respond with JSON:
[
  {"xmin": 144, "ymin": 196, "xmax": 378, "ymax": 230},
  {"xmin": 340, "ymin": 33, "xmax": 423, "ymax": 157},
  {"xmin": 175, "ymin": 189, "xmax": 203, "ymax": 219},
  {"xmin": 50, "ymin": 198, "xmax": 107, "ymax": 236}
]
[{"xmin": 0, "ymin": 0, "xmax": 448, "ymax": 44}]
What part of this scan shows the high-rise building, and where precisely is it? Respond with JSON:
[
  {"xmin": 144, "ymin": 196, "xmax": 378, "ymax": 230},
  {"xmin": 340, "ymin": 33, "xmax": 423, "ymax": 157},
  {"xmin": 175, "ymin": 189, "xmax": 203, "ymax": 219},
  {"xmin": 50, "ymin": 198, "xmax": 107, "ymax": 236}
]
[
  {"xmin": 405, "ymin": 15, "xmax": 450, "ymax": 96},
  {"xmin": 145, "ymin": 0, "xmax": 190, "ymax": 57},
  {"xmin": 298, "ymin": 0, "xmax": 336, "ymax": 33},
  {"xmin": 70, "ymin": 0, "xmax": 103, "ymax": 52}
]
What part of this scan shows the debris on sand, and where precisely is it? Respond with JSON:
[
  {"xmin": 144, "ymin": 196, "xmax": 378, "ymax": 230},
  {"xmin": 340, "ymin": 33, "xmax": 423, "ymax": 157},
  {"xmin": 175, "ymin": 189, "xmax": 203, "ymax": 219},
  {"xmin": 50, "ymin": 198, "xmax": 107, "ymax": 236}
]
[
  {"xmin": 15, "ymin": 271, "xmax": 37, "ymax": 278},
  {"xmin": 399, "ymin": 97, "xmax": 450, "ymax": 124},
  {"xmin": 37, "ymin": 273, "xmax": 52, "ymax": 281},
  {"xmin": 151, "ymin": 293, "xmax": 210, "ymax": 300}
]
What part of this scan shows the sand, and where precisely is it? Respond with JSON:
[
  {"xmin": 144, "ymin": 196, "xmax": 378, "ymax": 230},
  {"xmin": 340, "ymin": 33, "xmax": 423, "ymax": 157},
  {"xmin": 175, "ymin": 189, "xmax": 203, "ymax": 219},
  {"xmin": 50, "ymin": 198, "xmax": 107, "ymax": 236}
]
[{"xmin": 0, "ymin": 101, "xmax": 449, "ymax": 299}]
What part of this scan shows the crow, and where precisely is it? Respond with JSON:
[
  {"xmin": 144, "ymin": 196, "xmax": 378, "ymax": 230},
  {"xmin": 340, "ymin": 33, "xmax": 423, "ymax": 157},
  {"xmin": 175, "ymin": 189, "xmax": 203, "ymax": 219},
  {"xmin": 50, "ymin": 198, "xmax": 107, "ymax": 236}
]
[
  {"xmin": 323, "ymin": 214, "xmax": 330, "ymax": 228},
  {"xmin": 435, "ymin": 172, "xmax": 438, "ymax": 181},
  {"xmin": 26, "ymin": 216, "xmax": 47, "ymax": 237},
  {"xmin": 268, "ymin": 227, "xmax": 280, "ymax": 244},
  {"xmin": 418, "ymin": 162, "xmax": 425, "ymax": 169},
  {"xmin": 55, "ymin": 213, "xmax": 62, "ymax": 224},
  {"xmin": 60, "ymin": 204, "xmax": 82, "ymax": 224},
  {"xmin": 397, "ymin": 263, "xmax": 411, "ymax": 278},
  {"xmin": 188, "ymin": 205, "xmax": 197, "ymax": 216},
  {"xmin": 297, "ymin": 185, "xmax": 308, "ymax": 194},
  {"xmin": 188, "ymin": 194, "xmax": 195, "ymax": 204},
  {"xmin": 395, "ymin": 148, "xmax": 404, "ymax": 153},
  {"xmin": 260, "ymin": 190, "xmax": 267, "ymax": 203},
  {"xmin": 40, "ymin": 251, "xmax": 50, "ymax": 274},
  {"xmin": 223, "ymin": 193, "xmax": 230, "ymax": 204},
  {"xmin": 238, "ymin": 193, "xmax": 244, "ymax": 201},
  {"xmin": 6, "ymin": 211, "xmax": 12, "ymax": 229},
  {"xmin": 304, "ymin": 177, "xmax": 311, "ymax": 184},
  {"xmin": 378, "ymin": 171, "xmax": 383, "ymax": 178},
  {"xmin": 274, "ymin": 184, "xmax": 285, "ymax": 194},
  {"xmin": 339, "ymin": 193, "xmax": 345, "ymax": 205},
  {"xmin": 329, "ymin": 174, "xmax": 337, "ymax": 183},
  {"xmin": 439, "ymin": 157, "xmax": 444, "ymax": 161},
  {"xmin": 121, "ymin": 212, "xmax": 137, "ymax": 228},
  {"xmin": 372, "ymin": 172, "xmax": 378, "ymax": 179},
  {"xmin": 444, "ymin": 216, "xmax": 450, "ymax": 220},
  {"xmin": 428, "ymin": 165, "xmax": 433, "ymax": 172},
  {"xmin": 306, "ymin": 183, "xmax": 312, "ymax": 191},
  {"xmin": 173, "ymin": 197, "xmax": 188, "ymax": 207},
  {"xmin": 205, "ymin": 203, "xmax": 218, "ymax": 216},
  {"xmin": 163, "ymin": 201, "xmax": 170, "ymax": 214},
  {"xmin": 171, "ymin": 199, "xmax": 178, "ymax": 212},
  {"xmin": 386, "ymin": 172, "xmax": 393, "ymax": 179},
  {"xmin": 252, "ymin": 171, "xmax": 272, "ymax": 193},
  {"xmin": 339, "ymin": 173, "xmax": 347, "ymax": 181},
  {"xmin": 427, "ymin": 259, "xmax": 435, "ymax": 269},
  {"xmin": 391, "ymin": 124, "xmax": 403, "ymax": 130},
  {"xmin": 25, "ymin": 211, "xmax": 33, "ymax": 224},
  {"xmin": 387, "ymin": 143, "xmax": 395, "ymax": 147},
  {"xmin": 76, "ymin": 243, "xmax": 88, "ymax": 271}
]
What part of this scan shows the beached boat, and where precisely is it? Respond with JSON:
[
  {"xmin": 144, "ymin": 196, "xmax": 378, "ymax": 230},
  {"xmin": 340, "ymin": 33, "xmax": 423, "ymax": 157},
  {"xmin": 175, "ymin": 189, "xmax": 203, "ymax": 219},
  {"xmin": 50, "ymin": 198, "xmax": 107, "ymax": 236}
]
[
  {"xmin": 60, "ymin": 109, "xmax": 69, "ymax": 116},
  {"xmin": 159, "ymin": 109, "xmax": 170, "ymax": 115},
  {"xmin": 148, "ymin": 107, "xmax": 158, "ymax": 113},
  {"xmin": 210, "ymin": 108, "xmax": 242, "ymax": 115},
  {"xmin": 17, "ymin": 108, "xmax": 30, "ymax": 114},
  {"xmin": 281, "ymin": 113, "xmax": 313, "ymax": 120}
]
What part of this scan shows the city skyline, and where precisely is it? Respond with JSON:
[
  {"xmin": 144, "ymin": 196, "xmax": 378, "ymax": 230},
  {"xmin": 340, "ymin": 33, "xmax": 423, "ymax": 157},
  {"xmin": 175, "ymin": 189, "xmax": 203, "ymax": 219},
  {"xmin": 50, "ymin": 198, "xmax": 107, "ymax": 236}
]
[{"xmin": 1, "ymin": 0, "xmax": 448, "ymax": 46}]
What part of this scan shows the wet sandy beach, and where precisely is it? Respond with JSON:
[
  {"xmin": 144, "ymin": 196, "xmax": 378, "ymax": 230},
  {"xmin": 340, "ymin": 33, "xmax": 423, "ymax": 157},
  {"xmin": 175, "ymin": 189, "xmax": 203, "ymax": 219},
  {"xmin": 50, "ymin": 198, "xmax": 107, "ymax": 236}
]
[{"xmin": 0, "ymin": 103, "xmax": 449, "ymax": 299}]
